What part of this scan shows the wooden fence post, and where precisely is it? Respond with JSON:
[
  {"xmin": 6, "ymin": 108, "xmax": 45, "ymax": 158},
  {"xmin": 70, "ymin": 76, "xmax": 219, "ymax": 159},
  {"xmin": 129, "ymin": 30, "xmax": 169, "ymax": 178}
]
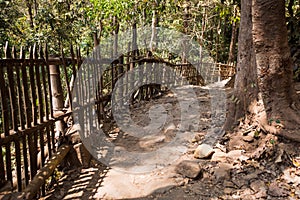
[{"xmin": 49, "ymin": 59, "xmax": 65, "ymax": 134}]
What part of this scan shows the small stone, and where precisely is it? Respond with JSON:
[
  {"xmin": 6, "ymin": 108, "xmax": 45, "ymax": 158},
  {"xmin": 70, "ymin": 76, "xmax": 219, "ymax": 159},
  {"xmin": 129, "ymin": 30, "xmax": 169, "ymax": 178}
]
[
  {"xmin": 224, "ymin": 187, "xmax": 234, "ymax": 194},
  {"xmin": 243, "ymin": 172, "xmax": 260, "ymax": 181},
  {"xmin": 227, "ymin": 150, "xmax": 249, "ymax": 162},
  {"xmin": 227, "ymin": 150, "xmax": 243, "ymax": 159},
  {"xmin": 254, "ymin": 190, "xmax": 267, "ymax": 199},
  {"xmin": 232, "ymin": 177, "xmax": 248, "ymax": 188},
  {"xmin": 192, "ymin": 133, "xmax": 205, "ymax": 143},
  {"xmin": 213, "ymin": 163, "xmax": 232, "ymax": 181},
  {"xmin": 175, "ymin": 160, "xmax": 202, "ymax": 179},
  {"xmin": 224, "ymin": 180, "xmax": 235, "ymax": 188},
  {"xmin": 194, "ymin": 144, "xmax": 215, "ymax": 159},
  {"xmin": 215, "ymin": 143, "xmax": 227, "ymax": 152},
  {"xmin": 268, "ymin": 182, "xmax": 289, "ymax": 197},
  {"xmin": 211, "ymin": 149, "xmax": 227, "ymax": 162},
  {"xmin": 164, "ymin": 123, "xmax": 176, "ymax": 133},
  {"xmin": 243, "ymin": 135, "xmax": 254, "ymax": 143},
  {"xmin": 250, "ymin": 180, "xmax": 266, "ymax": 192},
  {"xmin": 240, "ymin": 188, "xmax": 253, "ymax": 196}
]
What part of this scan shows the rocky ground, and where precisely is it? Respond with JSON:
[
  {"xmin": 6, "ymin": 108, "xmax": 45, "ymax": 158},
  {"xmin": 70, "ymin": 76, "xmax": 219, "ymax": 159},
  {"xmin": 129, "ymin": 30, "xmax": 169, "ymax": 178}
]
[{"xmin": 42, "ymin": 82, "xmax": 300, "ymax": 200}]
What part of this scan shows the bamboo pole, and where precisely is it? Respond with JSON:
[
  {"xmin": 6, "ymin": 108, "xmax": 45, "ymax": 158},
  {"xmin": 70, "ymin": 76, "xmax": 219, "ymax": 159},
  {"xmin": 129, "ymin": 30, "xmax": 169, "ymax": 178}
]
[
  {"xmin": 49, "ymin": 60, "xmax": 65, "ymax": 133},
  {"xmin": 23, "ymin": 145, "xmax": 70, "ymax": 199}
]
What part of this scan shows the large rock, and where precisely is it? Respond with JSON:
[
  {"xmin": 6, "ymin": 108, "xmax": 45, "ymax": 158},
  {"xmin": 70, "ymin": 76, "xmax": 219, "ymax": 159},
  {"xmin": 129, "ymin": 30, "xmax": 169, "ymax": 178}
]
[
  {"xmin": 194, "ymin": 144, "xmax": 214, "ymax": 159},
  {"xmin": 175, "ymin": 160, "xmax": 202, "ymax": 179}
]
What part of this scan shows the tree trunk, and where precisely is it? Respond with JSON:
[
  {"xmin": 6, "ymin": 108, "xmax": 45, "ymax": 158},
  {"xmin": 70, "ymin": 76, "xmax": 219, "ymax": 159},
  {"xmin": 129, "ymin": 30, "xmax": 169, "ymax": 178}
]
[
  {"xmin": 225, "ymin": 0, "xmax": 300, "ymax": 142},
  {"xmin": 149, "ymin": 1, "xmax": 159, "ymax": 52},
  {"xmin": 227, "ymin": 6, "xmax": 238, "ymax": 65},
  {"xmin": 252, "ymin": 0, "xmax": 300, "ymax": 141},
  {"xmin": 224, "ymin": 0, "xmax": 257, "ymax": 130},
  {"xmin": 26, "ymin": 0, "xmax": 34, "ymax": 28},
  {"xmin": 113, "ymin": 16, "xmax": 119, "ymax": 57}
]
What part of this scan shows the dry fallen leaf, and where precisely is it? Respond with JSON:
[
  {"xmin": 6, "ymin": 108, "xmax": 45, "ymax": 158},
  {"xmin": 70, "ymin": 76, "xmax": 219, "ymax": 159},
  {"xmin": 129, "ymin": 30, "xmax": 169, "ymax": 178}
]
[{"xmin": 292, "ymin": 157, "xmax": 300, "ymax": 168}]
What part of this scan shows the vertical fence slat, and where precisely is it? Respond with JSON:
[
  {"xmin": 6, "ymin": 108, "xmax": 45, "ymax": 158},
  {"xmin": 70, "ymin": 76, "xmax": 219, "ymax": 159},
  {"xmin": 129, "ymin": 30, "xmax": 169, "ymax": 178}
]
[
  {"xmin": 21, "ymin": 47, "xmax": 32, "ymax": 128},
  {"xmin": 34, "ymin": 45, "xmax": 44, "ymax": 124},
  {"xmin": 61, "ymin": 48, "xmax": 72, "ymax": 110},
  {"xmin": 8, "ymin": 46, "xmax": 23, "ymax": 192},
  {"xmin": 6, "ymin": 49, "xmax": 18, "ymax": 130},
  {"xmin": 39, "ymin": 45, "xmax": 49, "ymax": 195},
  {"xmin": 0, "ymin": 145, "xmax": 5, "ymax": 181},
  {"xmin": 125, "ymin": 43, "xmax": 130, "ymax": 104},
  {"xmin": 97, "ymin": 48, "xmax": 104, "ymax": 124},
  {"xmin": 39, "ymin": 128, "xmax": 46, "ymax": 196},
  {"xmin": 35, "ymin": 47, "xmax": 45, "ymax": 196},
  {"xmin": 28, "ymin": 45, "xmax": 38, "ymax": 180},
  {"xmin": 44, "ymin": 44, "xmax": 53, "ymax": 119},
  {"xmin": 36, "ymin": 46, "xmax": 45, "ymax": 196},
  {"xmin": 14, "ymin": 140, "xmax": 22, "ymax": 191},
  {"xmin": 46, "ymin": 126, "xmax": 52, "ymax": 158},
  {"xmin": 15, "ymin": 47, "xmax": 25, "ymax": 130},
  {"xmin": 29, "ymin": 46, "xmax": 38, "ymax": 126},
  {"xmin": 0, "ymin": 63, "xmax": 6, "ymax": 181},
  {"xmin": 3, "ymin": 43, "xmax": 13, "ymax": 186},
  {"xmin": 76, "ymin": 47, "xmax": 85, "ymax": 132},
  {"xmin": 20, "ymin": 46, "xmax": 30, "ymax": 186},
  {"xmin": 40, "ymin": 47, "xmax": 49, "ymax": 121},
  {"xmin": 93, "ymin": 52, "xmax": 100, "ymax": 128},
  {"xmin": 22, "ymin": 135, "xmax": 29, "ymax": 186},
  {"xmin": 86, "ymin": 53, "xmax": 92, "ymax": 132},
  {"xmin": 118, "ymin": 55, "xmax": 124, "ymax": 106},
  {"xmin": 70, "ymin": 45, "xmax": 78, "ymax": 110},
  {"xmin": 45, "ymin": 45, "xmax": 53, "ymax": 155},
  {"xmin": 50, "ymin": 124, "xmax": 56, "ymax": 153}
]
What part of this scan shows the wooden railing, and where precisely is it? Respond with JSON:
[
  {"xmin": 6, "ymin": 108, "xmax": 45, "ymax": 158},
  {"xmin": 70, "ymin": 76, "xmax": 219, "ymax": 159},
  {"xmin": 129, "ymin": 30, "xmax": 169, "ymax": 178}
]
[{"xmin": 0, "ymin": 43, "xmax": 81, "ymax": 196}]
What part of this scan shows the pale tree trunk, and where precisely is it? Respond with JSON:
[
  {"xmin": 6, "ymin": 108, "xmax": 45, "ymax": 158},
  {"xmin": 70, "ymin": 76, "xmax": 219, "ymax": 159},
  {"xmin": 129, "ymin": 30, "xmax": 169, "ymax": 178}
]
[
  {"xmin": 149, "ymin": 1, "xmax": 159, "ymax": 52},
  {"xmin": 252, "ymin": 0, "xmax": 300, "ymax": 141}
]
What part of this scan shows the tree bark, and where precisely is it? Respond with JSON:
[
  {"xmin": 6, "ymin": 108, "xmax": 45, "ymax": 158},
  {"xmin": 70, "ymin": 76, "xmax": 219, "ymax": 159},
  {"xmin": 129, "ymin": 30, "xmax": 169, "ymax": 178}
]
[
  {"xmin": 227, "ymin": 6, "xmax": 238, "ymax": 65},
  {"xmin": 225, "ymin": 0, "xmax": 300, "ymax": 142},
  {"xmin": 224, "ymin": 0, "xmax": 257, "ymax": 130},
  {"xmin": 149, "ymin": 1, "xmax": 159, "ymax": 52},
  {"xmin": 26, "ymin": 0, "xmax": 34, "ymax": 28},
  {"xmin": 252, "ymin": 0, "xmax": 300, "ymax": 141}
]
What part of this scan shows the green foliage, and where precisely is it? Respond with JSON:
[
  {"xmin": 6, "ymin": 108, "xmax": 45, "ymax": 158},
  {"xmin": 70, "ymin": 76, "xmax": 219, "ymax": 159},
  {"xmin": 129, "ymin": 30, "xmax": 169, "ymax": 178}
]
[
  {"xmin": 268, "ymin": 118, "xmax": 274, "ymax": 125},
  {"xmin": 253, "ymin": 130, "xmax": 260, "ymax": 139},
  {"xmin": 0, "ymin": 0, "xmax": 240, "ymax": 63},
  {"xmin": 269, "ymin": 138, "xmax": 275, "ymax": 145}
]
